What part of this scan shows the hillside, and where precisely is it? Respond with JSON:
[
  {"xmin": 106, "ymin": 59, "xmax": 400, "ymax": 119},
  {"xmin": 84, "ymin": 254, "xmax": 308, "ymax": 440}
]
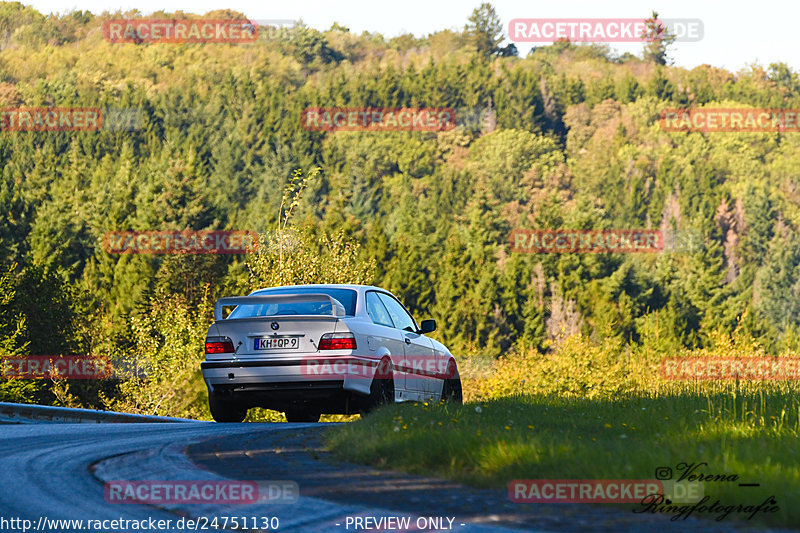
[{"xmin": 1, "ymin": 3, "xmax": 800, "ymax": 413}]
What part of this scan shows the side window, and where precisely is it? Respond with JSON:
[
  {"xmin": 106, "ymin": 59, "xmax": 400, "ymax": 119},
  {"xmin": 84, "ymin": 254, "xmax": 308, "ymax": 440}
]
[
  {"xmin": 377, "ymin": 293, "xmax": 417, "ymax": 332},
  {"xmin": 366, "ymin": 291, "xmax": 394, "ymax": 328}
]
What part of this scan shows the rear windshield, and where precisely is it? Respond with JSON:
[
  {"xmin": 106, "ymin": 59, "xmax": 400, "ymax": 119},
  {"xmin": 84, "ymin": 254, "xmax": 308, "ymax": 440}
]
[{"xmin": 227, "ymin": 288, "xmax": 358, "ymax": 318}]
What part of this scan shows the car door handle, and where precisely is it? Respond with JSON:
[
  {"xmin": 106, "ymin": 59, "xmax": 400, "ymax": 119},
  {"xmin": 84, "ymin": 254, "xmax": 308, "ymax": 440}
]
[{"xmin": 404, "ymin": 338, "xmax": 411, "ymax": 345}]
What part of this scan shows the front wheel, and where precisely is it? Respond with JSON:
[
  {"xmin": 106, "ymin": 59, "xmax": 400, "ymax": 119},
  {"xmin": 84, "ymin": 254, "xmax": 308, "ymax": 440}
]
[
  {"xmin": 209, "ymin": 394, "xmax": 248, "ymax": 423},
  {"xmin": 441, "ymin": 363, "xmax": 463, "ymax": 404}
]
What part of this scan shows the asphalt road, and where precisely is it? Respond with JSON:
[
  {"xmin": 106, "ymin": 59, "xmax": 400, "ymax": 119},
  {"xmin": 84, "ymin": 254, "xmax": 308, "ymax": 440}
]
[{"xmin": 0, "ymin": 422, "xmax": 788, "ymax": 533}]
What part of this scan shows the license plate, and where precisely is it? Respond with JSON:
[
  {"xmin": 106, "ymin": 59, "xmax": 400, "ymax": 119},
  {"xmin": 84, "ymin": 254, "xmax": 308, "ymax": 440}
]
[{"xmin": 254, "ymin": 337, "xmax": 299, "ymax": 350}]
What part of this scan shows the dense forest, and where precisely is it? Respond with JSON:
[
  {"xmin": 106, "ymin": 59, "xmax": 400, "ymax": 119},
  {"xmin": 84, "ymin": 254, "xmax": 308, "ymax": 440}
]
[{"xmin": 2, "ymin": 2, "xmax": 800, "ymax": 416}]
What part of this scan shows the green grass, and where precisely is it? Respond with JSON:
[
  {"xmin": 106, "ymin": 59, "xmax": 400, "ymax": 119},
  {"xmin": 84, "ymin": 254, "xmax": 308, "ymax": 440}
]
[{"xmin": 325, "ymin": 392, "xmax": 800, "ymax": 528}]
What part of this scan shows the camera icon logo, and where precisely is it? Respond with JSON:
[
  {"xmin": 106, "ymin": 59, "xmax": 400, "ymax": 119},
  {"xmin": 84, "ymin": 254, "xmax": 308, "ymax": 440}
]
[{"xmin": 655, "ymin": 467, "xmax": 673, "ymax": 480}]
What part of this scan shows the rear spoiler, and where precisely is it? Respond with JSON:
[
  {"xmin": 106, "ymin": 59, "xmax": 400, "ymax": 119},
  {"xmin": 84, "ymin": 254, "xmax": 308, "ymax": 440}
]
[{"xmin": 214, "ymin": 293, "xmax": 347, "ymax": 321}]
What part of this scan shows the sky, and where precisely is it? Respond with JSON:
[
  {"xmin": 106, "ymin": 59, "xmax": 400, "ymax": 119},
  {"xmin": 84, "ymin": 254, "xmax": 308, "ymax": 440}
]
[{"xmin": 23, "ymin": 0, "xmax": 798, "ymax": 73}]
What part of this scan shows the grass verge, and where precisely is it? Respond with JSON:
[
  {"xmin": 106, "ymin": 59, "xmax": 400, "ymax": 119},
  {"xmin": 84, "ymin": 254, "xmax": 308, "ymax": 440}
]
[{"xmin": 325, "ymin": 392, "xmax": 800, "ymax": 528}]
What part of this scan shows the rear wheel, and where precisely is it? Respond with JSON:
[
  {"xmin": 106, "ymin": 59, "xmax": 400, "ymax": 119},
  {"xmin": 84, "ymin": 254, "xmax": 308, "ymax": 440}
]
[
  {"xmin": 363, "ymin": 358, "xmax": 394, "ymax": 413},
  {"xmin": 209, "ymin": 394, "xmax": 247, "ymax": 423},
  {"xmin": 284, "ymin": 408, "xmax": 321, "ymax": 423}
]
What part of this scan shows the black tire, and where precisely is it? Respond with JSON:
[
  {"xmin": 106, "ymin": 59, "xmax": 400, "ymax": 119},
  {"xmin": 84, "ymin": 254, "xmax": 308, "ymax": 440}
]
[
  {"xmin": 441, "ymin": 363, "xmax": 463, "ymax": 404},
  {"xmin": 284, "ymin": 408, "xmax": 321, "ymax": 423},
  {"xmin": 364, "ymin": 358, "xmax": 394, "ymax": 412},
  {"xmin": 209, "ymin": 394, "xmax": 247, "ymax": 423}
]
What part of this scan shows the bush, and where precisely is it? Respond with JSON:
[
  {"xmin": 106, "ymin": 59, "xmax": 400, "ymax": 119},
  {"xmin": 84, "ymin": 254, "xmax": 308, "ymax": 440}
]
[{"xmin": 100, "ymin": 290, "xmax": 212, "ymax": 419}]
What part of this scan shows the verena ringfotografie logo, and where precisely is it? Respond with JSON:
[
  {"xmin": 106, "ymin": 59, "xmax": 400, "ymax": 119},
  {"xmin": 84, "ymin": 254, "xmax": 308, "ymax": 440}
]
[
  {"xmin": 104, "ymin": 480, "xmax": 298, "ymax": 504},
  {"xmin": 103, "ymin": 19, "xmax": 258, "ymax": 44},
  {"xmin": 103, "ymin": 230, "xmax": 258, "ymax": 254},
  {"xmin": 509, "ymin": 18, "xmax": 703, "ymax": 43},
  {"xmin": 1, "ymin": 356, "xmax": 112, "ymax": 379},
  {"xmin": 661, "ymin": 108, "xmax": 800, "ymax": 132},
  {"xmin": 510, "ymin": 229, "xmax": 663, "ymax": 253},
  {"xmin": 301, "ymin": 107, "xmax": 456, "ymax": 132},
  {"xmin": 660, "ymin": 357, "xmax": 800, "ymax": 380},
  {"xmin": 300, "ymin": 357, "xmax": 457, "ymax": 381},
  {"xmin": 640, "ymin": 462, "xmax": 778, "ymax": 522}
]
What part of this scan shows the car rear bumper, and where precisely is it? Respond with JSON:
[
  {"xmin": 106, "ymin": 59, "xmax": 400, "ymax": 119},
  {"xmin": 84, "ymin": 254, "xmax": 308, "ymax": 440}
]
[{"xmin": 202, "ymin": 355, "xmax": 377, "ymax": 397}]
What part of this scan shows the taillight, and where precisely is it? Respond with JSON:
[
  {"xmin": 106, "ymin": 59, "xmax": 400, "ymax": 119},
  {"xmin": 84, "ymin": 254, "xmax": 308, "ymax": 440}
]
[
  {"xmin": 205, "ymin": 336, "xmax": 235, "ymax": 354},
  {"xmin": 318, "ymin": 333, "xmax": 357, "ymax": 350}
]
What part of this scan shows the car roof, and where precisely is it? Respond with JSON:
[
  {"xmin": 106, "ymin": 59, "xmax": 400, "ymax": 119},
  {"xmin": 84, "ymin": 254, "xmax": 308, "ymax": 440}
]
[{"xmin": 249, "ymin": 284, "xmax": 384, "ymax": 294}]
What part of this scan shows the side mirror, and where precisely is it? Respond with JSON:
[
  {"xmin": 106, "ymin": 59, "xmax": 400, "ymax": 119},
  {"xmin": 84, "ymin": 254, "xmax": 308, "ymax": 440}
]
[{"xmin": 419, "ymin": 319, "xmax": 436, "ymax": 334}]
